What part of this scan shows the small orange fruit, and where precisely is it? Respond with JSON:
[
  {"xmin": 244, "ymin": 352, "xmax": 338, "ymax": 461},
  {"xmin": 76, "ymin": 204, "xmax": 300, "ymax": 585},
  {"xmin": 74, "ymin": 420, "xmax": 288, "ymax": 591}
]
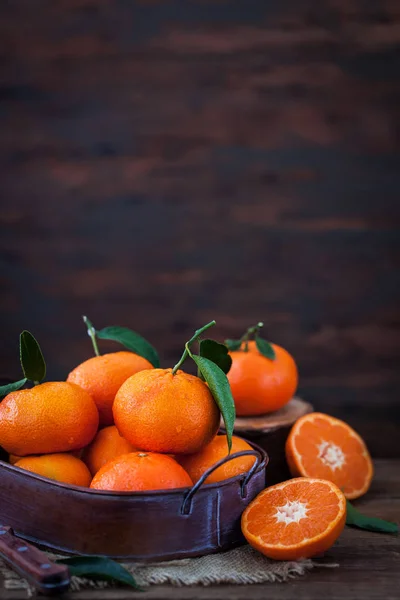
[
  {"xmin": 0, "ymin": 381, "xmax": 99, "ymax": 456},
  {"xmin": 227, "ymin": 340, "xmax": 298, "ymax": 416},
  {"xmin": 67, "ymin": 351, "xmax": 153, "ymax": 426},
  {"xmin": 9, "ymin": 449, "xmax": 82, "ymax": 465},
  {"xmin": 90, "ymin": 451, "xmax": 193, "ymax": 492},
  {"xmin": 15, "ymin": 453, "xmax": 92, "ymax": 487},
  {"xmin": 286, "ymin": 412, "xmax": 373, "ymax": 499},
  {"xmin": 82, "ymin": 425, "xmax": 136, "ymax": 476},
  {"xmin": 242, "ymin": 477, "xmax": 346, "ymax": 560},
  {"xmin": 113, "ymin": 369, "xmax": 220, "ymax": 454},
  {"xmin": 177, "ymin": 435, "xmax": 255, "ymax": 484}
]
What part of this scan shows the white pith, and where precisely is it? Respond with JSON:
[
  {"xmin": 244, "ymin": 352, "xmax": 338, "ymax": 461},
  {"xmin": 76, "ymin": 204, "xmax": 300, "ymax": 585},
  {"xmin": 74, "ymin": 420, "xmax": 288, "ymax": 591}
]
[
  {"xmin": 317, "ymin": 440, "xmax": 346, "ymax": 471},
  {"xmin": 274, "ymin": 500, "xmax": 308, "ymax": 525}
]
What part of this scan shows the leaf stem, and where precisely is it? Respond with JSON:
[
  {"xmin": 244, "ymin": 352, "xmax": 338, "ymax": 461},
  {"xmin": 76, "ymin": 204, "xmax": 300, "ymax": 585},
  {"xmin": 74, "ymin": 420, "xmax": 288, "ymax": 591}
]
[
  {"xmin": 83, "ymin": 316, "xmax": 100, "ymax": 357},
  {"xmin": 240, "ymin": 321, "xmax": 264, "ymax": 351},
  {"xmin": 172, "ymin": 321, "xmax": 216, "ymax": 374},
  {"xmin": 33, "ymin": 380, "xmax": 40, "ymax": 386}
]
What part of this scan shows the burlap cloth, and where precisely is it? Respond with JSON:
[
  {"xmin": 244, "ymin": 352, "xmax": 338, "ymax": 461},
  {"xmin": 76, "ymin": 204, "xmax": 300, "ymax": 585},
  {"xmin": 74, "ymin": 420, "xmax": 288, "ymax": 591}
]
[{"xmin": 1, "ymin": 544, "xmax": 338, "ymax": 596}]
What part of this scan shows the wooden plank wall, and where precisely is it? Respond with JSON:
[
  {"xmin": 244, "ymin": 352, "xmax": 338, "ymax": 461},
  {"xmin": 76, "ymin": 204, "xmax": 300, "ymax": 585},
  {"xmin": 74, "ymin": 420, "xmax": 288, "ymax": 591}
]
[{"xmin": 0, "ymin": 1, "xmax": 399, "ymax": 456}]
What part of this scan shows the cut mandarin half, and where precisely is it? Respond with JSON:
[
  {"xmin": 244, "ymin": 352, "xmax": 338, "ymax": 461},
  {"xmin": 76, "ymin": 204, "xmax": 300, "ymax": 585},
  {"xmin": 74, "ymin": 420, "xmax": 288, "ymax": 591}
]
[
  {"xmin": 241, "ymin": 478, "xmax": 346, "ymax": 560},
  {"xmin": 285, "ymin": 412, "xmax": 373, "ymax": 499}
]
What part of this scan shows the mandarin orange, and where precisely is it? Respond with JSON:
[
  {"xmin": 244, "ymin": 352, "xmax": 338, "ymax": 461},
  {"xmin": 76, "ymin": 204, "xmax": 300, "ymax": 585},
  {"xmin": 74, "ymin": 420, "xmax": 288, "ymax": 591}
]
[
  {"xmin": 242, "ymin": 477, "xmax": 346, "ymax": 560},
  {"xmin": 82, "ymin": 425, "xmax": 136, "ymax": 476},
  {"xmin": 67, "ymin": 351, "xmax": 153, "ymax": 426},
  {"xmin": 0, "ymin": 381, "xmax": 99, "ymax": 456},
  {"xmin": 90, "ymin": 451, "xmax": 193, "ymax": 492},
  {"xmin": 177, "ymin": 435, "xmax": 255, "ymax": 484},
  {"xmin": 113, "ymin": 369, "xmax": 220, "ymax": 454},
  {"xmin": 227, "ymin": 341, "xmax": 298, "ymax": 416},
  {"xmin": 286, "ymin": 412, "xmax": 373, "ymax": 499},
  {"xmin": 15, "ymin": 453, "xmax": 92, "ymax": 487}
]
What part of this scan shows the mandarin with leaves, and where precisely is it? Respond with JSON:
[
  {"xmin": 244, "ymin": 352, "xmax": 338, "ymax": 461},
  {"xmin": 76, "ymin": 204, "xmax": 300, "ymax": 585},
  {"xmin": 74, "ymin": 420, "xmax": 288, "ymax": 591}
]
[
  {"xmin": 113, "ymin": 321, "xmax": 236, "ymax": 455},
  {"xmin": 113, "ymin": 369, "xmax": 220, "ymax": 454},
  {"xmin": 226, "ymin": 323, "xmax": 298, "ymax": 416}
]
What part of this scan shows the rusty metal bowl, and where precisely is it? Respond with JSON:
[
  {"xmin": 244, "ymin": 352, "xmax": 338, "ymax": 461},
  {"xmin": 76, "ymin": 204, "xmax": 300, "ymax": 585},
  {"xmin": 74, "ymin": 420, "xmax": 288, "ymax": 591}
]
[{"xmin": 0, "ymin": 442, "xmax": 268, "ymax": 561}]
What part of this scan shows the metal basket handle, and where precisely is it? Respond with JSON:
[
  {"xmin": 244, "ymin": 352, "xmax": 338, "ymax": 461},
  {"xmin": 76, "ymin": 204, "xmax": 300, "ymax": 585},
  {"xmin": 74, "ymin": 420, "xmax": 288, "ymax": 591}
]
[{"xmin": 180, "ymin": 449, "xmax": 265, "ymax": 515}]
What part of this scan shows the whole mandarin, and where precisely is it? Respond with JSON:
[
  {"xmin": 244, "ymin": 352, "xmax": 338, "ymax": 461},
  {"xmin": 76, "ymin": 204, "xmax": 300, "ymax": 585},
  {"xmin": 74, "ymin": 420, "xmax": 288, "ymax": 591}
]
[
  {"xmin": 177, "ymin": 435, "xmax": 256, "ymax": 484},
  {"xmin": 67, "ymin": 351, "xmax": 153, "ymax": 426},
  {"xmin": 82, "ymin": 425, "xmax": 136, "ymax": 476},
  {"xmin": 90, "ymin": 451, "xmax": 192, "ymax": 492},
  {"xmin": 113, "ymin": 369, "xmax": 220, "ymax": 455},
  {"xmin": 15, "ymin": 453, "xmax": 92, "ymax": 487},
  {"xmin": 227, "ymin": 341, "xmax": 298, "ymax": 416},
  {"xmin": 0, "ymin": 381, "xmax": 99, "ymax": 456}
]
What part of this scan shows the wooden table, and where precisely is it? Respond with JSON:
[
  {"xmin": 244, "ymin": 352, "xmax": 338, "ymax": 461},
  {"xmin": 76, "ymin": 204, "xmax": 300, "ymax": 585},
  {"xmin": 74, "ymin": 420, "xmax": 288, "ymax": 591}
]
[{"xmin": 2, "ymin": 459, "xmax": 399, "ymax": 600}]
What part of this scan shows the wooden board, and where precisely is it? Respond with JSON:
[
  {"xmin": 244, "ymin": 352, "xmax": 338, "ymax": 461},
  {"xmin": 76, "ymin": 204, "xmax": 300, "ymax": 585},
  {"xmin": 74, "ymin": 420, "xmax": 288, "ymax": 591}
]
[
  {"xmin": 233, "ymin": 397, "xmax": 313, "ymax": 434},
  {"xmin": 2, "ymin": 458, "xmax": 399, "ymax": 599}
]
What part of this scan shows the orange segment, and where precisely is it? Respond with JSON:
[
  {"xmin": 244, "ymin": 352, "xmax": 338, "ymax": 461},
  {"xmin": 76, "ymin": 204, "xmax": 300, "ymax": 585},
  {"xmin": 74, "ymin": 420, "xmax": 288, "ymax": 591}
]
[
  {"xmin": 241, "ymin": 478, "xmax": 346, "ymax": 560},
  {"xmin": 286, "ymin": 412, "xmax": 373, "ymax": 499}
]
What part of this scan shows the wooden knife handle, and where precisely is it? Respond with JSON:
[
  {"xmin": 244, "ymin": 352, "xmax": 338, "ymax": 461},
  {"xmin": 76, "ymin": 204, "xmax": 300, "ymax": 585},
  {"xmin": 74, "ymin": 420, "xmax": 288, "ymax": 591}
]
[{"xmin": 0, "ymin": 525, "xmax": 70, "ymax": 595}]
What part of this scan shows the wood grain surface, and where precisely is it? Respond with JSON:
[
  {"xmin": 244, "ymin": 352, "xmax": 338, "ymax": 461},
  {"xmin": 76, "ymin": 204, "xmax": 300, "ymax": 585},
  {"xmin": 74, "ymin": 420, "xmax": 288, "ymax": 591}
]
[
  {"xmin": 0, "ymin": 1, "xmax": 399, "ymax": 456},
  {"xmin": 2, "ymin": 458, "xmax": 399, "ymax": 599}
]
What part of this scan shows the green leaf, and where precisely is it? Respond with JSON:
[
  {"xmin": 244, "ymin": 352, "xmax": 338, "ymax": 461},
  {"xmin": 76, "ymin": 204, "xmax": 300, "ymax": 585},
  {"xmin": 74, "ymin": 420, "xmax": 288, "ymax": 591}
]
[
  {"xmin": 190, "ymin": 354, "xmax": 235, "ymax": 452},
  {"xmin": 0, "ymin": 378, "xmax": 27, "ymax": 399},
  {"xmin": 224, "ymin": 339, "xmax": 242, "ymax": 351},
  {"xmin": 255, "ymin": 336, "xmax": 276, "ymax": 360},
  {"xmin": 346, "ymin": 501, "xmax": 398, "ymax": 534},
  {"xmin": 96, "ymin": 326, "xmax": 160, "ymax": 368},
  {"xmin": 56, "ymin": 556, "xmax": 143, "ymax": 590},
  {"xmin": 20, "ymin": 331, "xmax": 46, "ymax": 383},
  {"xmin": 199, "ymin": 339, "xmax": 232, "ymax": 375}
]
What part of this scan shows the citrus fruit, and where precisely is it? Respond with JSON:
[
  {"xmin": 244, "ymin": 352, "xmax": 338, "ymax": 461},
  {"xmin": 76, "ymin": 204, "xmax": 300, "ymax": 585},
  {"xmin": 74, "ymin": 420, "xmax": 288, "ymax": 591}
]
[
  {"xmin": 15, "ymin": 453, "xmax": 92, "ymax": 487},
  {"xmin": 286, "ymin": 412, "xmax": 373, "ymax": 499},
  {"xmin": 67, "ymin": 351, "xmax": 153, "ymax": 426},
  {"xmin": 9, "ymin": 449, "xmax": 82, "ymax": 465},
  {"xmin": 242, "ymin": 477, "xmax": 346, "ymax": 560},
  {"xmin": 90, "ymin": 451, "xmax": 193, "ymax": 492},
  {"xmin": 113, "ymin": 369, "xmax": 220, "ymax": 454},
  {"xmin": 227, "ymin": 340, "xmax": 298, "ymax": 416},
  {"xmin": 177, "ymin": 435, "xmax": 256, "ymax": 484},
  {"xmin": 0, "ymin": 381, "xmax": 99, "ymax": 456},
  {"xmin": 82, "ymin": 425, "xmax": 136, "ymax": 476}
]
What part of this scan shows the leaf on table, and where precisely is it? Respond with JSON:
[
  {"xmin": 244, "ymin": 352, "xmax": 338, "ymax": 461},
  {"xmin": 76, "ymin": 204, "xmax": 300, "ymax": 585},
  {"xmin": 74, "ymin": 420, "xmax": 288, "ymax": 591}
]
[
  {"xmin": 56, "ymin": 556, "xmax": 143, "ymax": 590},
  {"xmin": 199, "ymin": 339, "xmax": 232, "ymax": 375},
  {"xmin": 346, "ymin": 500, "xmax": 398, "ymax": 534},
  {"xmin": 190, "ymin": 354, "xmax": 235, "ymax": 452},
  {"xmin": 20, "ymin": 331, "xmax": 46, "ymax": 383},
  {"xmin": 96, "ymin": 326, "xmax": 160, "ymax": 368}
]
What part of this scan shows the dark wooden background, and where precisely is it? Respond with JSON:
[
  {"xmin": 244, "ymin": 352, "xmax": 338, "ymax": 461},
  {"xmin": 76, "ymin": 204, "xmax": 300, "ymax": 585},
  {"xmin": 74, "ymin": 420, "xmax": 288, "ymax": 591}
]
[{"xmin": 0, "ymin": 1, "xmax": 399, "ymax": 456}]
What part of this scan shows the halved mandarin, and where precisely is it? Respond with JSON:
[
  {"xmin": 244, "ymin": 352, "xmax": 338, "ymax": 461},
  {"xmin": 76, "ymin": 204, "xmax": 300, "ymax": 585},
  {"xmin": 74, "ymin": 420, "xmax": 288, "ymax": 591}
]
[
  {"xmin": 286, "ymin": 412, "xmax": 373, "ymax": 499},
  {"xmin": 241, "ymin": 477, "xmax": 346, "ymax": 560}
]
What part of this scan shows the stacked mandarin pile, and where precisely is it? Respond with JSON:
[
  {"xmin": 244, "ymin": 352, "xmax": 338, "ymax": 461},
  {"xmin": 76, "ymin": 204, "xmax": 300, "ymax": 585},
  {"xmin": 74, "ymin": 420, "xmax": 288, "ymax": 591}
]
[{"xmin": 0, "ymin": 319, "xmax": 377, "ymax": 560}]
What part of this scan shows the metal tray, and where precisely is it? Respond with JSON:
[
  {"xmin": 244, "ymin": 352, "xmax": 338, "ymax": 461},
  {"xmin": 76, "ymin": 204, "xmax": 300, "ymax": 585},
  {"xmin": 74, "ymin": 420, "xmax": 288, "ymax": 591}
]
[{"xmin": 0, "ymin": 442, "xmax": 268, "ymax": 561}]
